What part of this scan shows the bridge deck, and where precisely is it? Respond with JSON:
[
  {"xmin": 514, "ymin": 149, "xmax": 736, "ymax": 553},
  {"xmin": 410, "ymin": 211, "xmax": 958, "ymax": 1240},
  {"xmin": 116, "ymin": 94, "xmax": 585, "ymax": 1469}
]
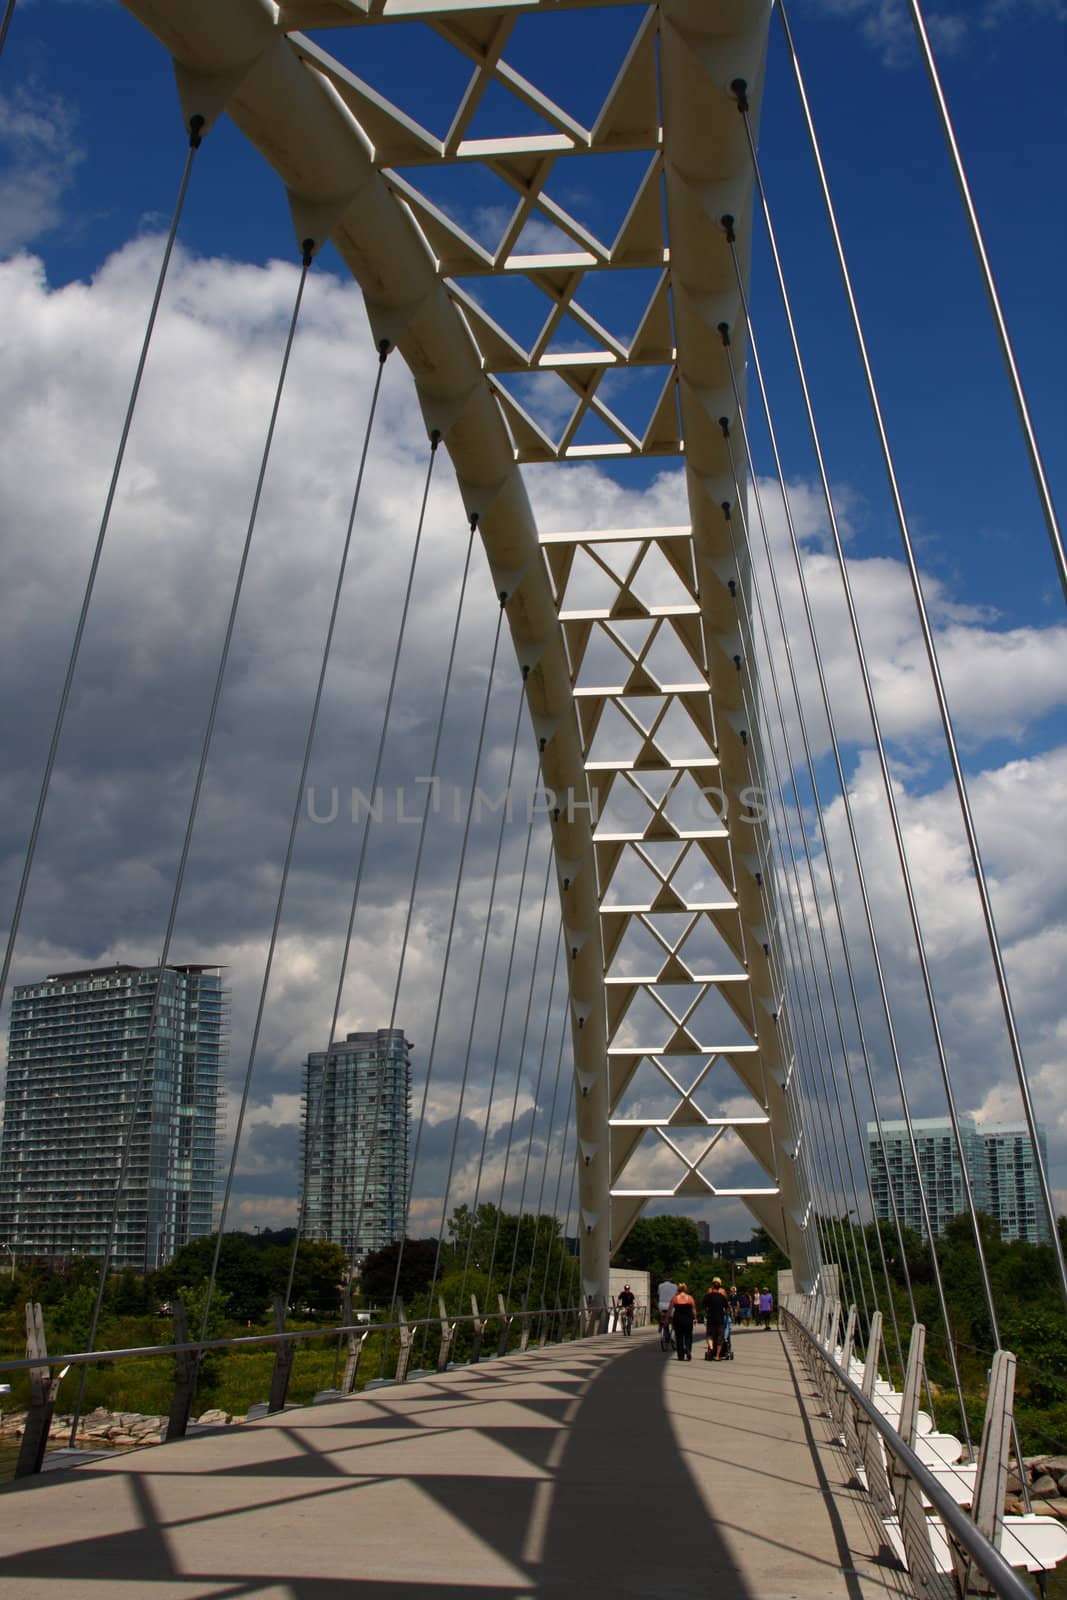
[{"xmin": 0, "ymin": 1327, "xmax": 916, "ymax": 1599}]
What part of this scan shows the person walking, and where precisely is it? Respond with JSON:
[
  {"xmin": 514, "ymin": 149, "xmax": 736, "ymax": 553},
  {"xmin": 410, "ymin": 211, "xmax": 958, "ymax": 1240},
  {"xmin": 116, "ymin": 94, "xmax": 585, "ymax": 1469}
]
[
  {"xmin": 758, "ymin": 1287, "xmax": 774, "ymax": 1328},
  {"xmin": 657, "ymin": 1276, "xmax": 679, "ymax": 1350},
  {"xmin": 701, "ymin": 1277, "xmax": 729, "ymax": 1360},
  {"xmin": 668, "ymin": 1283, "xmax": 698, "ymax": 1361},
  {"xmin": 737, "ymin": 1287, "xmax": 752, "ymax": 1326}
]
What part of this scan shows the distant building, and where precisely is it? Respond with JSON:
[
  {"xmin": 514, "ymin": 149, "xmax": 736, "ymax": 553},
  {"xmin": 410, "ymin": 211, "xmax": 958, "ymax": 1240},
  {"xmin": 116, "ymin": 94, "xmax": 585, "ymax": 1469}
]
[
  {"xmin": 978, "ymin": 1123, "xmax": 1052, "ymax": 1246},
  {"xmin": 0, "ymin": 964, "xmax": 224, "ymax": 1269},
  {"xmin": 867, "ymin": 1116, "xmax": 1051, "ymax": 1245},
  {"xmin": 301, "ymin": 1029, "xmax": 411, "ymax": 1263},
  {"xmin": 695, "ymin": 1220, "xmax": 710, "ymax": 1243}
]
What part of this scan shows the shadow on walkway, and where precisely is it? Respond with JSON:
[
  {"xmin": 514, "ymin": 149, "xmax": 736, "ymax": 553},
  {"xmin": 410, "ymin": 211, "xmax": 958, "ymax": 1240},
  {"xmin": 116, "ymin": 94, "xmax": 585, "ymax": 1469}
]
[{"xmin": 0, "ymin": 1336, "xmax": 845, "ymax": 1599}]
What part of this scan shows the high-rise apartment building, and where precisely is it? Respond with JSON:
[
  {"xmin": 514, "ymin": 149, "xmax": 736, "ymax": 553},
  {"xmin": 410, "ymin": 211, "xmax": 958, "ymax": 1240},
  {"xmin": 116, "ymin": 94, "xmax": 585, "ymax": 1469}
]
[
  {"xmin": 301, "ymin": 1028, "xmax": 411, "ymax": 1263},
  {"xmin": 867, "ymin": 1115, "xmax": 1051, "ymax": 1245},
  {"xmin": 0, "ymin": 964, "xmax": 224, "ymax": 1269}
]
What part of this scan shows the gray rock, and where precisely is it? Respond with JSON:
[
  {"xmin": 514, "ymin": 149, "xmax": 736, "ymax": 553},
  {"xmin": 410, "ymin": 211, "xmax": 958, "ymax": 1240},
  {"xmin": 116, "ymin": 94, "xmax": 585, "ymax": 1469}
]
[
  {"xmin": 195, "ymin": 1409, "xmax": 231, "ymax": 1425},
  {"xmin": 1034, "ymin": 1498, "xmax": 1067, "ymax": 1520},
  {"xmin": 1031, "ymin": 1473, "xmax": 1058, "ymax": 1497}
]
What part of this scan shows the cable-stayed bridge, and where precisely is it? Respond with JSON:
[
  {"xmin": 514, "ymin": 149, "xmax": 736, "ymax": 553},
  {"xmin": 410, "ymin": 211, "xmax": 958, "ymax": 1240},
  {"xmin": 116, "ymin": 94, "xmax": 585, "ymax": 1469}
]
[{"xmin": 0, "ymin": 2, "xmax": 1065, "ymax": 1595}]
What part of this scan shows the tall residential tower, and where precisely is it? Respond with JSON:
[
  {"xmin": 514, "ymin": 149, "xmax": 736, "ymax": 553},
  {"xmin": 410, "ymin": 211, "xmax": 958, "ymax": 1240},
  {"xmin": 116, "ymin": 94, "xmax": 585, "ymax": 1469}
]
[
  {"xmin": 867, "ymin": 1115, "xmax": 1051, "ymax": 1245},
  {"xmin": 300, "ymin": 1028, "xmax": 411, "ymax": 1263},
  {"xmin": 0, "ymin": 964, "xmax": 224, "ymax": 1268}
]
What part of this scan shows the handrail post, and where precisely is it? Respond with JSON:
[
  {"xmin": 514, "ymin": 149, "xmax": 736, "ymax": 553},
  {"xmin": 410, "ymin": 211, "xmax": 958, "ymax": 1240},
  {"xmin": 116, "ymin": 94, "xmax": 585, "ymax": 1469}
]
[
  {"xmin": 436, "ymin": 1296, "xmax": 456, "ymax": 1373},
  {"xmin": 469, "ymin": 1295, "xmax": 483, "ymax": 1364},
  {"xmin": 951, "ymin": 1350, "xmax": 1016, "ymax": 1598},
  {"xmin": 891, "ymin": 1325, "xmax": 941, "ymax": 1584},
  {"xmin": 519, "ymin": 1298, "xmax": 532, "ymax": 1353},
  {"xmin": 165, "ymin": 1297, "xmax": 199, "ymax": 1441},
  {"xmin": 496, "ymin": 1294, "xmax": 513, "ymax": 1357},
  {"xmin": 267, "ymin": 1295, "xmax": 296, "ymax": 1414},
  {"xmin": 340, "ymin": 1326, "xmax": 370, "ymax": 1396},
  {"xmin": 15, "ymin": 1304, "xmax": 61, "ymax": 1478},
  {"xmin": 395, "ymin": 1305, "xmax": 413, "ymax": 1382}
]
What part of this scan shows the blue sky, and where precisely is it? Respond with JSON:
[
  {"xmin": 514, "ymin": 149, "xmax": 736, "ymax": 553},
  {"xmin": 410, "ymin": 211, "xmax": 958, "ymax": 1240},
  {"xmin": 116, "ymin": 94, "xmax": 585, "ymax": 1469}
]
[{"xmin": 0, "ymin": 0, "xmax": 1064, "ymax": 1234}]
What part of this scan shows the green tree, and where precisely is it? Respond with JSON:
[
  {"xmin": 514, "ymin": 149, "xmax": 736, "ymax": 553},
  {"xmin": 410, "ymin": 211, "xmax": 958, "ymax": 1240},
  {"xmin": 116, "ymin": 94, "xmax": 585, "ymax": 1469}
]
[
  {"xmin": 358, "ymin": 1238, "xmax": 439, "ymax": 1305},
  {"xmin": 612, "ymin": 1215, "xmax": 700, "ymax": 1281}
]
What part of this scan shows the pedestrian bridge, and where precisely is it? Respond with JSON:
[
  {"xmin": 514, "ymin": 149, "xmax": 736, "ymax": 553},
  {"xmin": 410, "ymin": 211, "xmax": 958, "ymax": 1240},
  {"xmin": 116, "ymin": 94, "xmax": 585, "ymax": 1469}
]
[{"xmin": 1, "ymin": 1326, "xmax": 916, "ymax": 1599}]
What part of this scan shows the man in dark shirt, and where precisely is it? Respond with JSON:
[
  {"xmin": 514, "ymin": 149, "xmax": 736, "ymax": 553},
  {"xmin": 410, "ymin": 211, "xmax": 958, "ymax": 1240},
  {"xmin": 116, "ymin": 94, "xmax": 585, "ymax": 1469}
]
[{"xmin": 617, "ymin": 1284, "xmax": 636, "ymax": 1333}]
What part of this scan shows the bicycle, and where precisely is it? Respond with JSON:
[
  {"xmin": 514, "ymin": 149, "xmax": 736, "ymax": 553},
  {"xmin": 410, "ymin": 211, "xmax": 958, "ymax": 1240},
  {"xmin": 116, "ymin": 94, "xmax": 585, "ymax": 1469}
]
[{"xmin": 619, "ymin": 1304, "xmax": 634, "ymax": 1336}]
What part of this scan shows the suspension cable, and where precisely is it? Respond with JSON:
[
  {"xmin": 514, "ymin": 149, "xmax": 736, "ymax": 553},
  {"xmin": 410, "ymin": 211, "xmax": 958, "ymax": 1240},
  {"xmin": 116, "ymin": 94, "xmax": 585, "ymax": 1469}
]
[
  {"xmin": 522, "ymin": 957, "xmax": 576, "ymax": 1308},
  {"xmin": 377, "ymin": 514, "xmax": 480, "ymax": 1320},
  {"xmin": 504, "ymin": 930, "xmax": 566, "ymax": 1307},
  {"xmin": 406, "ymin": 601, "xmax": 509, "ymax": 1326},
  {"xmin": 0, "ymin": 116, "xmax": 205, "ymax": 1017},
  {"xmin": 717, "ymin": 292, "xmax": 908, "ymax": 1353},
  {"xmin": 905, "ymin": 0, "xmax": 1065, "ymax": 605},
  {"xmin": 717, "ymin": 397, "xmax": 876, "ymax": 1328},
  {"xmin": 0, "ymin": 0, "xmax": 16, "ymax": 58},
  {"xmin": 725, "ymin": 446, "xmax": 922, "ymax": 1389},
  {"xmin": 457, "ymin": 755, "xmax": 544, "ymax": 1307},
  {"xmin": 66, "ymin": 232, "xmax": 314, "ymax": 1445},
  {"xmin": 764, "ymin": 20, "xmax": 1067, "ymax": 1308},
  {"xmin": 484, "ymin": 836, "xmax": 556, "ymax": 1298},
  {"xmin": 278, "ymin": 373, "xmax": 446, "ymax": 1318},
  {"xmin": 538, "ymin": 1018, "xmax": 575, "ymax": 1312}
]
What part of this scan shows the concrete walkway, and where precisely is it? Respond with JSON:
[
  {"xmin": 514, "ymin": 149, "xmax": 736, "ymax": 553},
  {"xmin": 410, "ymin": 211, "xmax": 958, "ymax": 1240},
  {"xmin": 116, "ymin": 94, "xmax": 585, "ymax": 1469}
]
[{"xmin": 0, "ymin": 1327, "xmax": 915, "ymax": 1599}]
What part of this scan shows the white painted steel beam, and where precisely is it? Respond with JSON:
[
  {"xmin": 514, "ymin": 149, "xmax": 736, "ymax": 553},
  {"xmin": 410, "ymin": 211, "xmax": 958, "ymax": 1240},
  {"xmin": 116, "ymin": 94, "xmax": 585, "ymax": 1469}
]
[{"xmin": 119, "ymin": 0, "xmax": 819, "ymax": 1295}]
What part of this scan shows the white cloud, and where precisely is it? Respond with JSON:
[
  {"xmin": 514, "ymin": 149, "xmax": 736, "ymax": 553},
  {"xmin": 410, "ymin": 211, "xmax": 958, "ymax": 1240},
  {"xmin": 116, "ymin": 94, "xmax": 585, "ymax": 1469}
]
[
  {"xmin": 0, "ymin": 236, "xmax": 1062, "ymax": 1260},
  {"xmin": 0, "ymin": 85, "xmax": 84, "ymax": 253}
]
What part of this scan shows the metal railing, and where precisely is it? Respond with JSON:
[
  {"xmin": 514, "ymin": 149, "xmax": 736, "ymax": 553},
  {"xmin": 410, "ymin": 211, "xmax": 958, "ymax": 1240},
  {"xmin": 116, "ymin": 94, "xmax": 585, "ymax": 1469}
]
[
  {"xmin": 782, "ymin": 1298, "xmax": 1055, "ymax": 1600},
  {"xmin": 2, "ymin": 1291, "xmax": 599, "ymax": 1479}
]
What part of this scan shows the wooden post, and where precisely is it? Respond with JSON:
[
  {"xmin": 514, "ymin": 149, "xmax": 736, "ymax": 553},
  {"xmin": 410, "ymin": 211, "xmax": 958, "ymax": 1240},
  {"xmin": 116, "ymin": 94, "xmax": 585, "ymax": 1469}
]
[
  {"xmin": 165, "ymin": 1297, "xmax": 199, "ymax": 1441},
  {"xmin": 267, "ymin": 1296, "xmax": 296, "ymax": 1414},
  {"xmin": 15, "ymin": 1304, "xmax": 65, "ymax": 1479}
]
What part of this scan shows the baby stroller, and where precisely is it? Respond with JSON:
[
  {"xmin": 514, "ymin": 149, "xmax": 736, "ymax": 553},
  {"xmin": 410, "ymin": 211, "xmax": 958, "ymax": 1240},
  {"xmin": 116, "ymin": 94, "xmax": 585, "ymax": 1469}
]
[{"xmin": 720, "ymin": 1314, "xmax": 735, "ymax": 1360}]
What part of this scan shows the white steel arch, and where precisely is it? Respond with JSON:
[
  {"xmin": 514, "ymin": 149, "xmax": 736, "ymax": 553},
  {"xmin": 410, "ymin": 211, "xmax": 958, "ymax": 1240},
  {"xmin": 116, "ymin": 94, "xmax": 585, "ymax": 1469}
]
[{"xmin": 121, "ymin": 0, "xmax": 818, "ymax": 1298}]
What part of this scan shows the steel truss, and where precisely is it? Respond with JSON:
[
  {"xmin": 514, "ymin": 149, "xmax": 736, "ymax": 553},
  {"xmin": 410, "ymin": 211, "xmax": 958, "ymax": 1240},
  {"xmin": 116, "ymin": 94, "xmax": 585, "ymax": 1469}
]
[{"xmin": 120, "ymin": 0, "xmax": 818, "ymax": 1297}]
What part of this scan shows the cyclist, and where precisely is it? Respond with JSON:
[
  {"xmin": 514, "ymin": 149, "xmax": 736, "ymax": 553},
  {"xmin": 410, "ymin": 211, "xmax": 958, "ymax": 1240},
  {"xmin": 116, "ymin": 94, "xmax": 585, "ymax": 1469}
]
[
  {"xmin": 618, "ymin": 1283, "xmax": 636, "ymax": 1335},
  {"xmin": 657, "ymin": 1276, "xmax": 678, "ymax": 1351}
]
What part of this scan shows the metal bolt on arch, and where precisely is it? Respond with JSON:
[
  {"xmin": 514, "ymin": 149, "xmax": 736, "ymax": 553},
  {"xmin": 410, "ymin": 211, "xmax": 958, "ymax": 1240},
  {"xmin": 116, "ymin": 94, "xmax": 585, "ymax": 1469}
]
[{"xmin": 121, "ymin": 0, "xmax": 818, "ymax": 1301}]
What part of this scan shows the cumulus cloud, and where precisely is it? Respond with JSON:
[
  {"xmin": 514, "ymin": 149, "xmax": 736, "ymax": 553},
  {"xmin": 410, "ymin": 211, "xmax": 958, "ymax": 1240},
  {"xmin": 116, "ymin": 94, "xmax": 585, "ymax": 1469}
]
[
  {"xmin": 0, "ymin": 237, "xmax": 1062, "ymax": 1252},
  {"xmin": 804, "ymin": 0, "xmax": 1063, "ymax": 66},
  {"xmin": 0, "ymin": 85, "xmax": 84, "ymax": 252}
]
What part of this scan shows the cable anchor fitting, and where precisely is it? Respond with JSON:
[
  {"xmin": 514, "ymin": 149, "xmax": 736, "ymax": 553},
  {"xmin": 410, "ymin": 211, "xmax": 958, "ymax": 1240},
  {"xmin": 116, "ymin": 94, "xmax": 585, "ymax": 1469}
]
[
  {"xmin": 717, "ymin": 323, "xmax": 731, "ymax": 348},
  {"xmin": 378, "ymin": 338, "xmax": 392, "ymax": 365},
  {"xmin": 730, "ymin": 78, "xmax": 750, "ymax": 114},
  {"xmin": 468, "ymin": 511, "xmax": 479, "ymax": 532},
  {"xmin": 300, "ymin": 238, "xmax": 315, "ymax": 268},
  {"xmin": 728, "ymin": 578, "xmax": 737, "ymax": 598},
  {"xmin": 721, "ymin": 213, "xmax": 737, "ymax": 245},
  {"xmin": 429, "ymin": 427, "xmax": 441, "ymax": 451},
  {"xmin": 188, "ymin": 114, "xmax": 205, "ymax": 150}
]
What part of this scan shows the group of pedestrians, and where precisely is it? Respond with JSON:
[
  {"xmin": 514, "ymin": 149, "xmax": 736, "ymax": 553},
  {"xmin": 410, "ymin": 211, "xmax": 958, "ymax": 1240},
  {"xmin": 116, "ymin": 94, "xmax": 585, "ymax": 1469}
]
[{"xmin": 656, "ymin": 1277, "xmax": 775, "ymax": 1362}]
